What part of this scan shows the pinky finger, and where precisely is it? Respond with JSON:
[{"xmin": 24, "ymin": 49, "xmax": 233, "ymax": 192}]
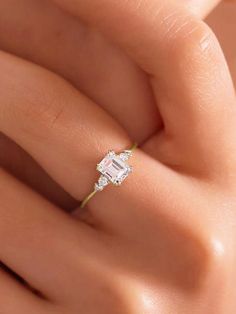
[{"xmin": 0, "ymin": 267, "xmax": 46, "ymax": 313}]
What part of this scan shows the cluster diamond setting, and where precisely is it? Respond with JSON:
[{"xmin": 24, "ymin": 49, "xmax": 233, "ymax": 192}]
[{"xmin": 96, "ymin": 150, "xmax": 132, "ymax": 189}]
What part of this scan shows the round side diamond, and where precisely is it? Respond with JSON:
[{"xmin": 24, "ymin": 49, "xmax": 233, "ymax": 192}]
[
  {"xmin": 95, "ymin": 183, "xmax": 103, "ymax": 192},
  {"xmin": 99, "ymin": 176, "xmax": 109, "ymax": 186},
  {"xmin": 107, "ymin": 150, "xmax": 115, "ymax": 157},
  {"xmin": 96, "ymin": 164, "xmax": 103, "ymax": 171},
  {"xmin": 95, "ymin": 176, "xmax": 109, "ymax": 192},
  {"xmin": 119, "ymin": 150, "xmax": 132, "ymax": 161}
]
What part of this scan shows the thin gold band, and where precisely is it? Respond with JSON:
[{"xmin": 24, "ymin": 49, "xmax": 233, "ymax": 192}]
[{"xmin": 80, "ymin": 143, "xmax": 138, "ymax": 209}]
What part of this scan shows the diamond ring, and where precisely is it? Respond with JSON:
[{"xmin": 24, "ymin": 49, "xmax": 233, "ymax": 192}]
[{"xmin": 80, "ymin": 143, "xmax": 137, "ymax": 208}]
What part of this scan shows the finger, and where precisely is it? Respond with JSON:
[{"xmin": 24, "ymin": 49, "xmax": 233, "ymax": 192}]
[
  {"xmin": 0, "ymin": 50, "xmax": 172, "ymax": 232},
  {"xmin": 0, "ymin": 267, "xmax": 45, "ymax": 313},
  {"xmin": 0, "ymin": 168, "xmax": 99, "ymax": 300},
  {"xmin": 0, "ymin": 0, "xmax": 159, "ymax": 143},
  {"xmin": 0, "ymin": 48, "xmax": 132, "ymax": 190},
  {"xmin": 51, "ymin": 0, "xmax": 236, "ymax": 174},
  {"xmin": 0, "ymin": 51, "xmax": 136, "ymax": 222}
]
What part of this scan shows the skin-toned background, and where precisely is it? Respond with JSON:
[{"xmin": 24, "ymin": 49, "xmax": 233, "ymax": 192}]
[{"xmin": 0, "ymin": 1, "xmax": 236, "ymax": 313}]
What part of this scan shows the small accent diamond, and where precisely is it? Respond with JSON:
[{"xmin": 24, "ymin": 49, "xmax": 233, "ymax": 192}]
[
  {"xmin": 119, "ymin": 150, "xmax": 132, "ymax": 161},
  {"xmin": 95, "ymin": 183, "xmax": 103, "ymax": 192},
  {"xmin": 99, "ymin": 175, "xmax": 109, "ymax": 187},
  {"xmin": 107, "ymin": 150, "xmax": 115, "ymax": 157},
  {"xmin": 95, "ymin": 175, "xmax": 109, "ymax": 192}
]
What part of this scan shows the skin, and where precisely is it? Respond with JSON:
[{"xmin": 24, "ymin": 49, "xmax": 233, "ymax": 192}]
[
  {"xmin": 0, "ymin": 0, "xmax": 228, "ymax": 212},
  {"xmin": 207, "ymin": 1, "xmax": 236, "ymax": 85},
  {"xmin": 0, "ymin": 0, "xmax": 236, "ymax": 313}
]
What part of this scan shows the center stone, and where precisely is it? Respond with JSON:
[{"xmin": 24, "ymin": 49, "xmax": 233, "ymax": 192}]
[{"xmin": 97, "ymin": 151, "xmax": 131, "ymax": 185}]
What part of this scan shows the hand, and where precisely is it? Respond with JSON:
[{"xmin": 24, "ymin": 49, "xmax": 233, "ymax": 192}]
[
  {"xmin": 0, "ymin": 0, "xmax": 226, "ymax": 211},
  {"xmin": 1, "ymin": 0, "xmax": 236, "ymax": 313}
]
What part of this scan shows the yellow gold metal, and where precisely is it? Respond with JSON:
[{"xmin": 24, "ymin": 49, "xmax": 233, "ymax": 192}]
[
  {"xmin": 80, "ymin": 143, "xmax": 137, "ymax": 209},
  {"xmin": 130, "ymin": 142, "xmax": 138, "ymax": 151},
  {"xmin": 80, "ymin": 190, "xmax": 97, "ymax": 209}
]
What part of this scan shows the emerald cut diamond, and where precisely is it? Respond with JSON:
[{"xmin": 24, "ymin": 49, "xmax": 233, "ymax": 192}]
[
  {"xmin": 80, "ymin": 145, "xmax": 136, "ymax": 208},
  {"xmin": 97, "ymin": 151, "xmax": 132, "ymax": 186}
]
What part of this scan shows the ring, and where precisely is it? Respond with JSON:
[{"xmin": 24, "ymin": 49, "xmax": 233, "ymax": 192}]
[{"xmin": 80, "ymin": 143, "xmax": 137, "ymax": 208}]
